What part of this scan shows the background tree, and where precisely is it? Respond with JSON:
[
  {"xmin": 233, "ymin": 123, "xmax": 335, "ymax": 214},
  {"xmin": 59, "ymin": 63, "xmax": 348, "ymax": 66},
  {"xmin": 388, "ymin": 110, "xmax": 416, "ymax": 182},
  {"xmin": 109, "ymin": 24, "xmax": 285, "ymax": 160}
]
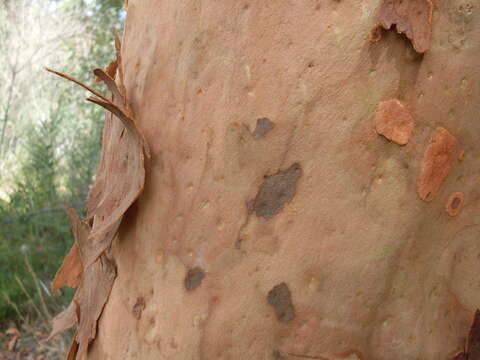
[{"xmin": 0, "ymin": 0, "xmax": 123, "ymax": 357}]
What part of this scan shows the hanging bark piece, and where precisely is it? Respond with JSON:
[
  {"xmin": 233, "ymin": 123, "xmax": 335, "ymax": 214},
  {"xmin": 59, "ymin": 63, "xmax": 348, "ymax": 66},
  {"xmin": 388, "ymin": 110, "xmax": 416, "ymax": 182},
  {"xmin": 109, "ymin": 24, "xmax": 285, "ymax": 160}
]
[
  {"xmin": 48, "ymin": 300, "xmax": 78, "ymax": 340},
  {"xmin": 51, "ymin": 243, "xmax": 83, "ymax": 290},
  {"xmin": 417, "ymin": 127, "xmax": 458, "ymax": 202},
  {"xmin": 377, "ymin": 0, "xmax": 433, "ymax": 53},
  {"xmin": 60, "ymin": 207, "xmax": 117, "ymax": 360},
  {"xmin": 374, "ymin": 99, "xmax": 414, "ymax": 145},
  {"xmin": 45, "ymin": 40, "xmax": 149, "ymax": 266},
  {"xmin": 47, "ymin": 33, "xmax": 148, "ymax": 357},
  {"xmin": 75, "ymin": 253, "xmax": 116, "ymax": 360}
]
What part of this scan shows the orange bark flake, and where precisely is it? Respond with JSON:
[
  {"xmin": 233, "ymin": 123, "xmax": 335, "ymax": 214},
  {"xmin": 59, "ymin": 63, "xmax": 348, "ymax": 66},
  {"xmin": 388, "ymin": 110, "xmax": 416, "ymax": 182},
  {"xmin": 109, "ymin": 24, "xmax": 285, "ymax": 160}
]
[
  {"xmin": 417, "ymin": 127, "xmax": 458, "ymax": 202},
  {"xmin": 51, "ymin": 243, "xmax": 82, "ymax": 291},
  {"xmin": 374, "ymin": 99, "xmax": 414, "ymax": 145},
  {"xmin": 378, "ymin": 0, "xmax": 433, "ymax": 53}
]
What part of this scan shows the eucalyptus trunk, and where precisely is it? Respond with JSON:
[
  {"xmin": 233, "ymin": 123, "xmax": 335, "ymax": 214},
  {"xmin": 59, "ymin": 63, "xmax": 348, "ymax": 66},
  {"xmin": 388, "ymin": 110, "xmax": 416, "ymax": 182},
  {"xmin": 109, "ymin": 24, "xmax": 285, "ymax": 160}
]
[{"xmin": 51, "ymin": 0, "xmax": 480, "ymax": 359}]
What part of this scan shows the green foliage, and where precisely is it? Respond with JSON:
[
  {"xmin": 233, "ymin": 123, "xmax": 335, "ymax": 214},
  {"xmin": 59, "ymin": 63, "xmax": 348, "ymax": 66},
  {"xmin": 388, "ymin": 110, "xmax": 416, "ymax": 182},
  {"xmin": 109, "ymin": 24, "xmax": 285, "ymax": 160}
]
[{"xmin": 0, "ymin": 0, "xmax": 124, "ymax": 323}]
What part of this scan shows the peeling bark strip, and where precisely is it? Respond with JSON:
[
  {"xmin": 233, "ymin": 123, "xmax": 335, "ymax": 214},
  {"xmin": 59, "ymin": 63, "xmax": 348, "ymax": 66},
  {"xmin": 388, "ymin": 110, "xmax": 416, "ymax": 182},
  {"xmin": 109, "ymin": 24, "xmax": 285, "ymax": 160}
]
[
  {"xmin": 185, "ymin": 267, "xmax": 206, "ymax": 291},
  {"xmin": 417, "ymin": 127, "xmax": 458, "ymax": 202},
  {"xmin": 254, "ymin": 163, "xmax": 302, "ymax": 219},
  {"xmin": 378, "ymin": 0, "xmax": 433, "ymax": 53},
  {"xmin": 95, "ymin": 59, "xmax": 118, "ymax": 83},
  {"xmin": 49, "ymin": 208, "xmax": 116, "ymax": 360},
  {"xmin": 267, "ymin": 282, "xmax": 295, "ymax": 323},
  {"xmin": 374, "ymin": 99, "xmax": 414, "ymax": 145},
  {"xmin": 51, "ymin": 243, "xmax": 82, "ymax": 290},
  {"xmin": 48, "ymin": 300, "xmax": 78, "ymax": 340},
  {"xmin": 46, "ymin": 36, "xmax": 149, "ymax": 267},
  {"xmin": 47, "ymin": 34, "xmax": 149, "ymax": 360}
]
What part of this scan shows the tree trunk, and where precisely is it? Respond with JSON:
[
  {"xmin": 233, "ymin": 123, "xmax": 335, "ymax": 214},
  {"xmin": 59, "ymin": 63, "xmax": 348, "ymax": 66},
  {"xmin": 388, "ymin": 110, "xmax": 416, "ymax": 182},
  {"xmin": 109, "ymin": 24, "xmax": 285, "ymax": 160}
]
[{"xmin": 55, "ymin": 0, "xmax": 480, "ymax": 359}]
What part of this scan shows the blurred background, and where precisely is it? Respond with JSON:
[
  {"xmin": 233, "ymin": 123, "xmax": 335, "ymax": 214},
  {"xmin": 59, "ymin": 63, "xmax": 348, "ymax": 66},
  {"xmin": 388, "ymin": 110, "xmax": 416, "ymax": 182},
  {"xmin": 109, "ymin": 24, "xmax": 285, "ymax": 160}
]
[{"xmin": 0, "ymin": 0, "xmax": 124, "ymax": 358}]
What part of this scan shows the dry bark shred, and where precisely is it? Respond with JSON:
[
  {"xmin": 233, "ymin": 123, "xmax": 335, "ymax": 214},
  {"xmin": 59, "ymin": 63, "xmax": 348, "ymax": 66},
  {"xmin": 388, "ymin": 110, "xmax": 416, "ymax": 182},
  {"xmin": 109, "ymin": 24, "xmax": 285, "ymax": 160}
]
[{"xmin": 46, "ymin": 33, "xmax": 149, "ymax": 360}]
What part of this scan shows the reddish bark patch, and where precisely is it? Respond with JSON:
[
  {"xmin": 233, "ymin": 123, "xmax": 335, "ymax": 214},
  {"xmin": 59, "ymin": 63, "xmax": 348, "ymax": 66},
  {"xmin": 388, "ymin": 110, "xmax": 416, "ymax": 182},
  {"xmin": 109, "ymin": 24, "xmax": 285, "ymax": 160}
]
[
  {"xmin": 378, "ymin": 0, "xmax": 433, "ymax": 53},
  {"xmin": 267, "ymin": 282, "xmax": 295, "ymax": 323},
  {"xmin": 375, "ymin": 99, "xmax": 414, "ymax": 145},
  {"xmin": 417, "ymin": 127, "xmax": 458, "ymax": 202},
  {"xmin": 446, "ymin": 192, "xmax": 465, "ymax": 217}
]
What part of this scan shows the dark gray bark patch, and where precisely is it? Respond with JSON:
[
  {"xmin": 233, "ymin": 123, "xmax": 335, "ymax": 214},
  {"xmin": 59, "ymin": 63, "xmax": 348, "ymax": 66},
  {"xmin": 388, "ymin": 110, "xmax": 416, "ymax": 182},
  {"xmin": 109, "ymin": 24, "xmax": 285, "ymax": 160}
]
[
  {"xmin": 267, "ymin": 282, "xmax": 295, "ymax": 323},
  {"xmin": 184, "ymin": 267, "xmax": 206, "ymax": 291},
  {"xmin": 254, "ymin": 163, "xmax": 302, "ymax": 219},
  {"xmin": 254, "ymin": 117, "xmax": 274, "ymax": 139},
  {"xmin": 272, "ymin": 350, "xmax": 287, "ymax": 359},
  {"xmin": 132, "ymin": 297, "xmax": 146, "ymax": 320}
]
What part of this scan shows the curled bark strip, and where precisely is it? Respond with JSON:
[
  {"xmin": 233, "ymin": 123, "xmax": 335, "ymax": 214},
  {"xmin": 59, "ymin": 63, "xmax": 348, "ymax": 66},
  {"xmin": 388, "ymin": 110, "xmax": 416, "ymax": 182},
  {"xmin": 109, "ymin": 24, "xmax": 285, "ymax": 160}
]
[
  {"xmin": 79, "ymin": 97, "xmax": 147, "ymax": 267},
  {"xmin": 44, "ymin": 68, "xmax": 110, "ymax": 103},
  {"xmin": 51, "ymin": 243, "xmax": 82, "ymax": 291},
  {"xmin": 87, "ymin": 96, "xmax": 137, "ymax": 137},
  {"xmin": 93, "ymin": 68, "xmax": 124, "ymax": 103},
  {"xmin": 95, "ymin": 59, "xmax": 118, "ymax": 83},
  {"xmin": 378, "ymin": 0, "xmax": 433, "ymax": 53},
  {"xmin": 46, "ymin": 62, "xmax": 149, "ymax": 267}
]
